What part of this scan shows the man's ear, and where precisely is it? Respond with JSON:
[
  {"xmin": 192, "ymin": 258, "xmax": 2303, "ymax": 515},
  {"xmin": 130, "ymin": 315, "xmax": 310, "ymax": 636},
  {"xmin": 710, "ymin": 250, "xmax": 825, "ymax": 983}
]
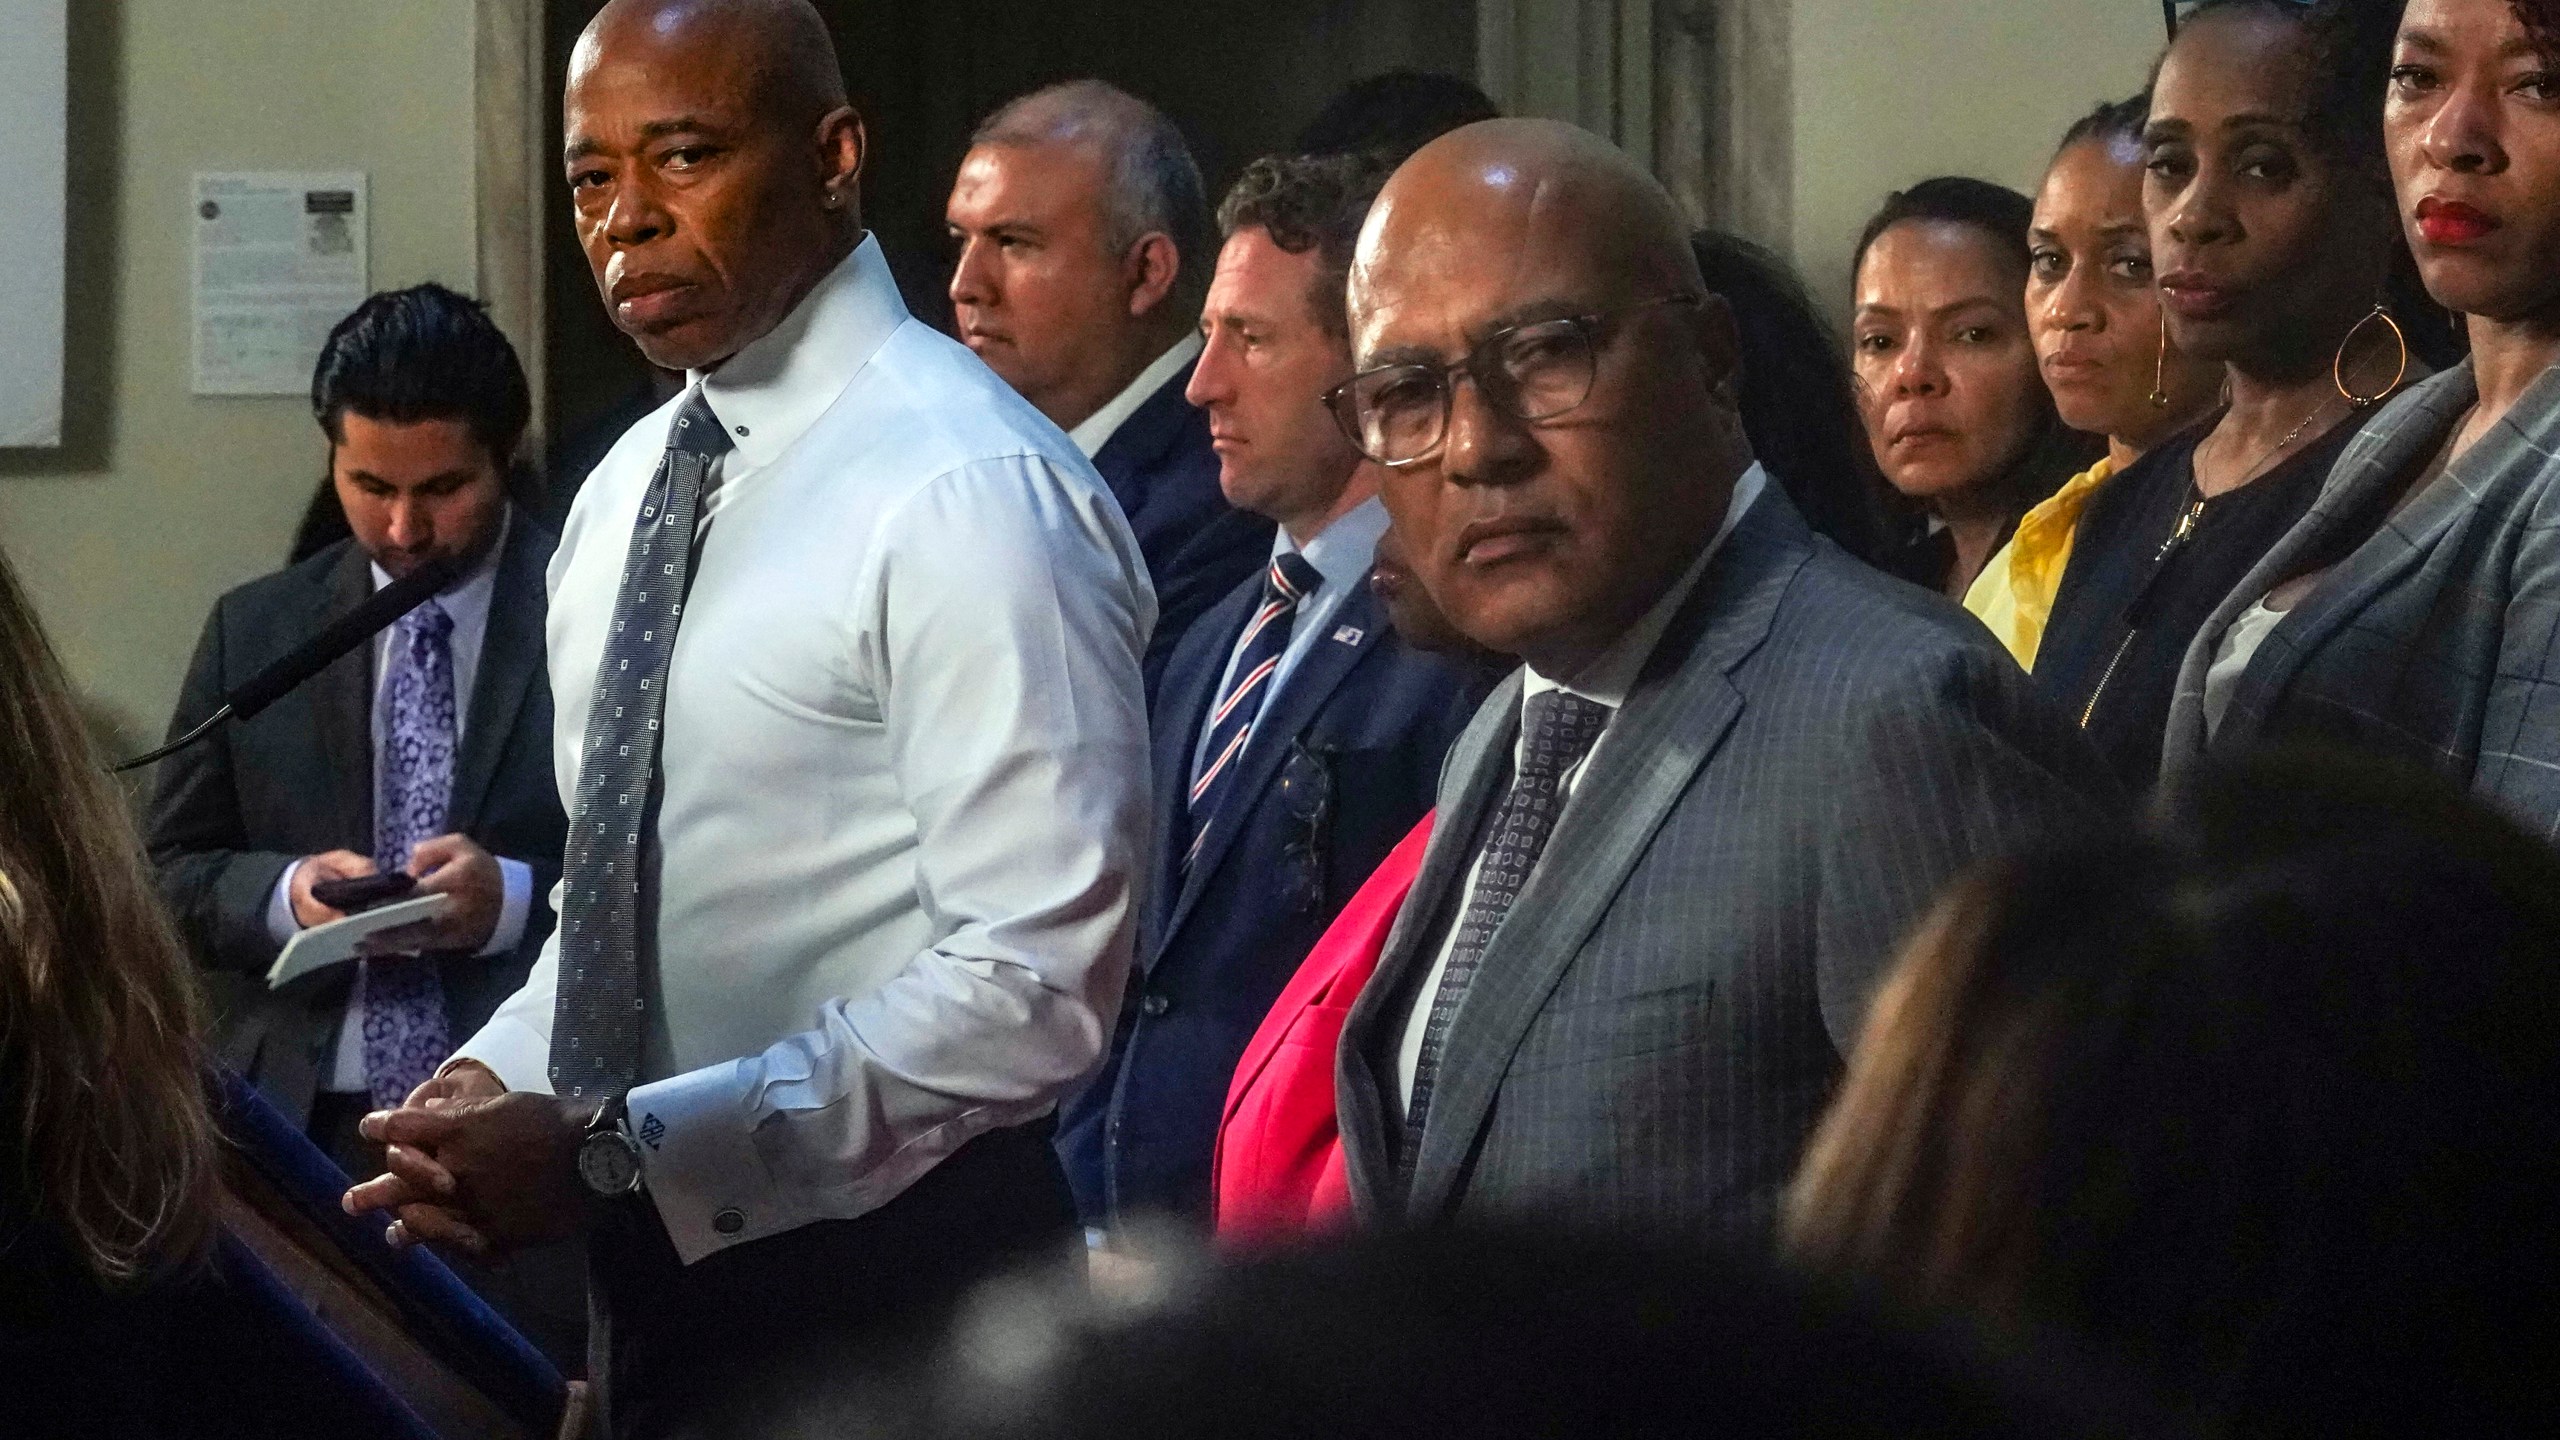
[
  {"xmin": 1690, "ymin": 291, "xmax": 1744, "ymax": 406},
  {"xmin": 1125, "ymin": 232, "xmax": 1181, "ymax": 319},
  {"xmin": 815, "ymin": 105, "xmax": 867, "ymax": 214}
]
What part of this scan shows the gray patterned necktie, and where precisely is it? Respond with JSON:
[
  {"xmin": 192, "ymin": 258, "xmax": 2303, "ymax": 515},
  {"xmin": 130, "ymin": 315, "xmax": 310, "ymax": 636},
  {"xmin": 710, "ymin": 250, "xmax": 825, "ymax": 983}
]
[
  {"xmin": 1400, "ymin": 689, "xmax": 1611, "ymax": 1179},
  {"xmin": 549, "ymin": 390, "xmax": 733, "ymax": 1102}
]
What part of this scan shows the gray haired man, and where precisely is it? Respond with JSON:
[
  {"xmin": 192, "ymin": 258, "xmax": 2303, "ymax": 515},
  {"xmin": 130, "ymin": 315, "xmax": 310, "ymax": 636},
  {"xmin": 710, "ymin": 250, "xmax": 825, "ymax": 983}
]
[{"xmin": 948, "ymin": 79, "xmax": 1271, "ymax": 696}]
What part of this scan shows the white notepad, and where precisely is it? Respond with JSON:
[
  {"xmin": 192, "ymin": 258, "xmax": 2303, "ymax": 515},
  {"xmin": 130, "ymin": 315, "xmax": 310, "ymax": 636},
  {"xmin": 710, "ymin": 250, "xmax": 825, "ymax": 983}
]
[{"xmin": 266, "ymin": 893, "xmax": 456, "ymax": 989}]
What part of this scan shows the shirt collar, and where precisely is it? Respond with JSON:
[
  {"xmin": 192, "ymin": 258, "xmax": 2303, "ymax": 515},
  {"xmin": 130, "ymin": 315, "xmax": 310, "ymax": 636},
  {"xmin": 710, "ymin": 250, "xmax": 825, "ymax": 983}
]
[
  {"xmin": 1068, "ymin": 332, "xmax": 1203, "ymax": 458},
  {"xmin": 692, "ymin": 234, "xmax": 908, "ymax": 472},
  {"xmin": 1522, "ymin": 460, "xmax": 1768, "ymax": 712},
  {"xmin": 1276, "ymin": 493, "xmax": 1389, "ymax": 600},
  {"xmin": 369, "ymin": 506, "xmax": 509, "ymax": 638}
]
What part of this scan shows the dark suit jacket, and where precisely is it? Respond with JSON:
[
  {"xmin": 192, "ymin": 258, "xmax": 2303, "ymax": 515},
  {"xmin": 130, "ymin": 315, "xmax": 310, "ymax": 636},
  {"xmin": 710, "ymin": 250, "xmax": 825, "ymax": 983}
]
[
  {"xmin": 148, "ymin": 514, "xmax": 567, "ymax": 1127},
  {"xmin": 1057, "ymin": 571, "xmax": 1489, "ymax": 1223},
  {"xmin": 1335, "ymin": 488, "xmax": 2118, "ymax": 1241},
  {"xmin": 2165, "ymin": 360, "xmax": 2560, "ymax": 839},
  {"xmin": 1088, "ymin": 360, "xmax": 1275, "ymax": 701}
]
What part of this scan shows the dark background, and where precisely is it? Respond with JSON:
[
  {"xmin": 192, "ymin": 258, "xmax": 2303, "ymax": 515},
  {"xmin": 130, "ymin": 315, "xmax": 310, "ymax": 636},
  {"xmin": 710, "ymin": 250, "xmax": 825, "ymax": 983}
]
[{"xmin": 540, "ymin": 0, "xmax": 1478, "ymax": 457}]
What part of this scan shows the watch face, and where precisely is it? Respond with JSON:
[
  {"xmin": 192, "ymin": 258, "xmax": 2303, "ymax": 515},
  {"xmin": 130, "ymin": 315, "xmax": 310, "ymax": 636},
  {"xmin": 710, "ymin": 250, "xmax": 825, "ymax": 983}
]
[{"xmin": 578, "ymin": 1130, "xmax": 642, "ymax": 1198}]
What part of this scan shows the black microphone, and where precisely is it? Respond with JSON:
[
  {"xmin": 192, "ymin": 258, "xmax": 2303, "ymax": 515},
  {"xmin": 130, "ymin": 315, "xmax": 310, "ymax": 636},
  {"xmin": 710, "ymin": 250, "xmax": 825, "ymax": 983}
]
[{"xmin": 113, "ymin": 552, "xmax": 466, "ymax": 773}]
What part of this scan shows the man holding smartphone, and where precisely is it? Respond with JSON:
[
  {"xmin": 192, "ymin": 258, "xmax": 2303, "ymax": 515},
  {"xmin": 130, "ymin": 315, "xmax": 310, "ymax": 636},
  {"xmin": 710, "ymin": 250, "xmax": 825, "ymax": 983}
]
[{"xmin": 147, "ymin": 284, "xmax": 568, "ymax": 1184}]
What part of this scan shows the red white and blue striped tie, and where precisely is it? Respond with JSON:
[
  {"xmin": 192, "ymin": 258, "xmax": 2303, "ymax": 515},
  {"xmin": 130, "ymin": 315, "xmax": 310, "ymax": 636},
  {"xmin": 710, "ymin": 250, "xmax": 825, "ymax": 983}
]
[{"xmin": 1184, "ymin": 552, "xmax": 1323, "ymax": 870}]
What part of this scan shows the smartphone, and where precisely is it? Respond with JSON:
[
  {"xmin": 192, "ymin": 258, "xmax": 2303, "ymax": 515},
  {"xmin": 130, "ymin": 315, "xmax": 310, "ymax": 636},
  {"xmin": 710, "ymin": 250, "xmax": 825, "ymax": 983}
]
[{"xmin": 311, "ymin": 871, "xmax": 419, "ymax": 914}]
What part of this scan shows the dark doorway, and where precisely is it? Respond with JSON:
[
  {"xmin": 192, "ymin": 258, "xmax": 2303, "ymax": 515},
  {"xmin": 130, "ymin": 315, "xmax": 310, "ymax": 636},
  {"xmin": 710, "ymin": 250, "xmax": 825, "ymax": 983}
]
[{"xmin": 540, "ymin": 0, "xmax": 1477, "ymax": 485}]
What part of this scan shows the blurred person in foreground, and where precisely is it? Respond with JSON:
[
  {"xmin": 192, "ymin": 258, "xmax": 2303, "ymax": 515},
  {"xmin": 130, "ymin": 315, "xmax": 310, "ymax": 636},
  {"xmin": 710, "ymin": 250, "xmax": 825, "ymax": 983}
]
[
  {"xmin": 949, "ymin": 79, "xmax": 1267, "ymax": 697},
  {"xmin": 342, "ymin": 2, "xmax": 1152, "ymax": 1434},
  {"xmin": 1851, "ymin": 177, "xmax": 2105, "ymax": 599},
  {"xmin": 1968, "ymin": 95, "xmax": 2223, "ymax": 668},
  {"xmin": 2163, "ymin": 0, "xmax": 2560, "ymax": 831},
  {"xmin": 1326, "ymin": 118, "xmax": 2114, "ymax": 1240},
  {"xmin": 856, "ymin": 1228, "xmax": 2177, "ymax": 1440},
  {"xmin": 1788, "ymin": 746, "xmax": 2560, "ymax": 1434},
  {"xmin": 2, "ymin": 551, "xmax": 220, "ymax": 1432}
]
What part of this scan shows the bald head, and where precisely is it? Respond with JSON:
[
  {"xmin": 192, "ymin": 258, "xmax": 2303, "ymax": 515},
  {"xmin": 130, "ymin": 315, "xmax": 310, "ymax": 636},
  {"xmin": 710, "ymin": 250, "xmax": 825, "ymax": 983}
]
[
  {"xmin": 1350, "ymin": 120, "xmax": 1702, "ymax": 360},
  {"xmin": 577, "ymin": 0, "xmax": 846, "ymax": 129},
  {"xmin": 1341, "ymin": 118, "xmax": 1749, "ymax": 681},
  {"xmin": 564, "ymin": 0, "xmax": 865, "ymax": 371}
]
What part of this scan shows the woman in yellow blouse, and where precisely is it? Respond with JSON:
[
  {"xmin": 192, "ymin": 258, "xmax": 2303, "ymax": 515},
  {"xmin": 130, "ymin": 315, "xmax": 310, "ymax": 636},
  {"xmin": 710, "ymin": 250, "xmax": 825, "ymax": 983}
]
[{"xmin": 1968, "ymin": 94, "xmax": 2222, "ymax": 666}]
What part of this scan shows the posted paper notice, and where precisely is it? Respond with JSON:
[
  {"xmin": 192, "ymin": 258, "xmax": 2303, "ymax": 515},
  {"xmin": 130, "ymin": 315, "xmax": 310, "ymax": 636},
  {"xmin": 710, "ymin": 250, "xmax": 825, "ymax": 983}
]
[{"xmin": 192, "ymin": 172, "xmax": 367, "ymax": 396}]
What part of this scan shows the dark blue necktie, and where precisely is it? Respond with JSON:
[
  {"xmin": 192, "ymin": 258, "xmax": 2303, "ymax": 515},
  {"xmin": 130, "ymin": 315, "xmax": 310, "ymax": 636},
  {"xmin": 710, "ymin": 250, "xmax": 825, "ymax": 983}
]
[
  {"xmin": 1400, "ymin": 689, "xmax": 1612, "ymax": 1179},
  {"xmin": 549, "ymin": 390, "xmax": 732, "ymax": 1102},
  {"xmin": 1183, "ymin": 553, "xmax": 1322, "ymax": 871}
]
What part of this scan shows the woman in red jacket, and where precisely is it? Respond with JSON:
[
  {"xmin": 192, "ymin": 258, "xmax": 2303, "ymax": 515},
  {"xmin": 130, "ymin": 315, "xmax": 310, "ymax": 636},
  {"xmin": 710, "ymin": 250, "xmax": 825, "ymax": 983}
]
[{"xmin": 1213, "ymin": 529, "xmax": 1500, "ymax": 1242}]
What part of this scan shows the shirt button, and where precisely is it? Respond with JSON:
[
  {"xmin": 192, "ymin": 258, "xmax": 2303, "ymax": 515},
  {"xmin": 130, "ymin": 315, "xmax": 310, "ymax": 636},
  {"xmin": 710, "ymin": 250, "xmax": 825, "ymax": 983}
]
[
  {"xmin": 1139, "ymin": 993, "xmax": 1171, "ymax": 1018},
  {"xmin": 713, "ymin": 1208, "xmax": 745, "ymax": 1236}
]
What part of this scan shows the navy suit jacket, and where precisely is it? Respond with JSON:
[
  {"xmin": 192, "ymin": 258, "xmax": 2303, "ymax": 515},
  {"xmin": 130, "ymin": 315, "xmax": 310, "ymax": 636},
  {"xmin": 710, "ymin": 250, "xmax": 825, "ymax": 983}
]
[
  {"xmin": 1057, "ymin": 568, "xmax": 1492, "ymax": 1223},
  {"xmin": 148, "ymin": 513, "xmax": 568, "ymax": 1129},
  {"xmin": 1088, "ymin": 360, "xmax": 1274, "ymax": 701}
]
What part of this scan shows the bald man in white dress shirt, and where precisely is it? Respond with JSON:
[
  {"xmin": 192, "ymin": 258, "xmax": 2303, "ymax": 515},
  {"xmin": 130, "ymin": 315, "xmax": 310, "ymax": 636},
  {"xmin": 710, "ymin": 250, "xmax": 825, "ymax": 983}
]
[{"xmin": 341, "ymin": 2, "xmax": 1151, "ymax": 1433}]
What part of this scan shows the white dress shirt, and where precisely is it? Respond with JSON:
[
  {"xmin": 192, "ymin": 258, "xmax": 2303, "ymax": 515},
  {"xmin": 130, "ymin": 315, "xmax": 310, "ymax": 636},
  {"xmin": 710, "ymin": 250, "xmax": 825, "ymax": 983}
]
[
  {"xmin": 1066, "ymin": 333, "xmax": 1203, "ymax": 458},
  {"xmin": 453, "ymin": 235, "xmax": 1155, "ymax": 1265},
  {"xmin": 258, "ymin": 522, "xmax": 538, "ymax": 1093},
  {"xmin": 1189, "ymin": 495, "xmax": 1389, "ymax": 780},
  {"xmin": 1393, "ymin": 462, "xmax": 1767, "ymax": 1104}
]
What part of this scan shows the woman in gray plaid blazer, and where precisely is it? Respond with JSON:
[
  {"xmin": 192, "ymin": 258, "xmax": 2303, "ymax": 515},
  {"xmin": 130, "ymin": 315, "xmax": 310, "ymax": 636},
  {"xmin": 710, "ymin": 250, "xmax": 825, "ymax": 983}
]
[{"xmin": 2160, "ymin": 0, "xmax": 2560, "ymax": 835}]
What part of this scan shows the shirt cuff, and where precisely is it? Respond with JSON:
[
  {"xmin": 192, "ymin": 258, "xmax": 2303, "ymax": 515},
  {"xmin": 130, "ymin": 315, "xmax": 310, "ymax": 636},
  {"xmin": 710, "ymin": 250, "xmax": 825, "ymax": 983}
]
[
  {"xmin": 628, "ymin": 1061, "xmax": 793, "ymax": 1266},
  {"xmin": 477, "ymin": 858, "xmax": 535, "ymax": 958},
  {"xmin": 265, "ymin": 860, "xmax": 305, "ymax": 947},
  {"xmin": 449, "ymin": 1016, "xmax": 555, "ymax": 1095}
]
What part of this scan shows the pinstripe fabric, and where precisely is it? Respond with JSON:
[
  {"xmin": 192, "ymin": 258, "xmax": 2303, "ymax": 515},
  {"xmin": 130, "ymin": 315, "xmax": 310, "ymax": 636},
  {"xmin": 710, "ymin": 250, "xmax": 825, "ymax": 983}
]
[
  {"xmin": 2163, "ymin": 361, "xmax": 2560, "ymax": 838},
  {"xmin": 1333, "ymin": 488, "xmax": 2119, "ymax": 1241}
]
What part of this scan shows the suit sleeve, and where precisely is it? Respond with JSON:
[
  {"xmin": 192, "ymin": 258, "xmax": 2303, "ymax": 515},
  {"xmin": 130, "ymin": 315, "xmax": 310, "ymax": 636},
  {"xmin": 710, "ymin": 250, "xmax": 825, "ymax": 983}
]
[
  {"xmin": 1813, "ymin": 645, "xmax": 2119, "ymax": 1051},
  {"xmin": 147, "ymin": 595, "xmax": 302, "ymax": 974},
  {"xmin": 625, "ymin": 455, "xmax": 1153, "ymax": 1264},
  {"xmin": 2478, "ymin": 475, "xmax": 2560, "ymax": 838}
]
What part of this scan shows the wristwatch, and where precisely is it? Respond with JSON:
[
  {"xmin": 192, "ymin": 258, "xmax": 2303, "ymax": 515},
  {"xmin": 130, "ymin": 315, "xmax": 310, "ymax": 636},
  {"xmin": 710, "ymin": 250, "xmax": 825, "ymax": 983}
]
[{"xmin": 575, "ymin": 1093, "xmax": 645, "ymax": 1200}]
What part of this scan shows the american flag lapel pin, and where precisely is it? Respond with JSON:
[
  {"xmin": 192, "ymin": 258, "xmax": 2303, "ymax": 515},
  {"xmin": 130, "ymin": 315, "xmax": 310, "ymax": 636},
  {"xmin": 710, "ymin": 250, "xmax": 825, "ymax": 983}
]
[{"xmin": 1331, "ymin": 625, "xmax": 1366, "ymax": 646}]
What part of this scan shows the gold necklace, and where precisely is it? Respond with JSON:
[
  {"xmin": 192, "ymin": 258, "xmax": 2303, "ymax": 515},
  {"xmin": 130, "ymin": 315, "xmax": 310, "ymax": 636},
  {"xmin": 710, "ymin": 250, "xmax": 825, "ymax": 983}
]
[{"xmin": 2207, "ymin": 394, "xmax": 2336, "ymax": 494}]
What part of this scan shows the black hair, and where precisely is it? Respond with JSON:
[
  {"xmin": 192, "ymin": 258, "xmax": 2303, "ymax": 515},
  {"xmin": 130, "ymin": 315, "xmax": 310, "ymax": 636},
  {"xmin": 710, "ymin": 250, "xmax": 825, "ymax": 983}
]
[
  {"xmin": 1689, "ymin": 230, "xmax": 1900, "ymax": 570},
  {"xmin": 1291, "ymin": 70, "xmax": 1500, "ymax": 165},
  {"xmin": 1217, "ymin": 152, "xmax": 1392, "ymax": 338},
  {"xmin": 1851, "ymin": 176, "xmax": 2036, "ymax": 292},
  {"xmin": 310, "ymin": 283, "xmax": 531, "ymax": 464},
  {"xmin": 853, "ymin": 1229, "xmax": 2174, "ymax": 1440},
  {"xmin": 2056, "ymin": 91, "xmax": 2150, "ymax": 156}
]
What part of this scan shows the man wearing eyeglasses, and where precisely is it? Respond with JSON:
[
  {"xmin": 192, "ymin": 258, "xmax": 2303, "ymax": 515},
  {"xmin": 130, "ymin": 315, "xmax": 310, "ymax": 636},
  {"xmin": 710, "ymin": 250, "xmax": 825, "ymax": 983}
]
[
  {"xmin": 1330, "ymin": 119, "xmax": 2119, "ymax": 1241},
  {"xmin": 1056, "ymin": 152, "xmax": 1490, "ymax": 1234}
]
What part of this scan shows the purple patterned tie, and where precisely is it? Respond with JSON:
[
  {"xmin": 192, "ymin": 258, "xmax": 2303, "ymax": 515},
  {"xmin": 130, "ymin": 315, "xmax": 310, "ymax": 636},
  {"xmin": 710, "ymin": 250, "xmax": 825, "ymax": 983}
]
[{"xmin": 358, "ymin": 596, "xmax": 456, "ymax": 1109}]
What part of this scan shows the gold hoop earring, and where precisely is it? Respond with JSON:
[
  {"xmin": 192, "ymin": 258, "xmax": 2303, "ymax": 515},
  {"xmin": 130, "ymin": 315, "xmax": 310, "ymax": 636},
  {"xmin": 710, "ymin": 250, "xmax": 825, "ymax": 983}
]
[
  {"xmin": 2334, "ymin": 302, "xmax": 2409, "ymax": 409},
  {"xmin": 2149, "ymin": 308, "xmax": 2172, "ymax": 409}
]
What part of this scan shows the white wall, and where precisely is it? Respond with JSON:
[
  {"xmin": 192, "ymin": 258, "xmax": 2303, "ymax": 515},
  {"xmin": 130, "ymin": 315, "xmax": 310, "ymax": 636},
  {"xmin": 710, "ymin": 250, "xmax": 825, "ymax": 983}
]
[
  {"xmin": 1786, "ymin": 0, "xmax": 2167, "ymax": 320},
  {"xmin": 0, "ymin": 0, "xmax": 69, "ymax": 446},
  {"xmin": 0, "ymin": 0, "xmax": 478, "ymax": 751}
]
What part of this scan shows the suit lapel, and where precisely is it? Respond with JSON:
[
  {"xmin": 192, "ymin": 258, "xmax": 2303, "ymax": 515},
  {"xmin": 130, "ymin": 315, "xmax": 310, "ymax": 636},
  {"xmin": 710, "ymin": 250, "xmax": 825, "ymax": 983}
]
[
  {"xmin": 1403, "ymin": 494, "xmax": 1810, "ymax": 1219},
  {"xmin": 1144, "ymin": 578, "xmax": 1256, "ymax": 950},
  {"xmin": 2215, "ymin": 371, "xmax": 2481, "ymax": 743},
  {"xmin": 1089, "ymin": 363, "xmax": 1197, "ymax": 511},
  {"xmin": 1336, "ymin": 667, "xmax": 1520, "ymax": 1219},
  {"xmin": 1158, "ymin": 581, "xmax": 1390, "ymax": 956},
  {"xmin": 447, "ymin": 511, "xmax": 545, "ymax": 834},
  {"xmin": 311, "ymin": 543, "xmax": 377, "ymax": 849}
]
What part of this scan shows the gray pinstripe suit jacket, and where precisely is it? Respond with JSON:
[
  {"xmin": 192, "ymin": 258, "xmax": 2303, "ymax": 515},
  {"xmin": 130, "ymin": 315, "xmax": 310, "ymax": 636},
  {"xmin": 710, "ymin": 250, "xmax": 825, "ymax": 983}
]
[
  {"xmin": 2163, "ymin": 360, "xmax": 2560, "ymax": 836},
  {"xmin": 1334, "ymin": 487, "xmax": 2118, "ymax": 1241}
]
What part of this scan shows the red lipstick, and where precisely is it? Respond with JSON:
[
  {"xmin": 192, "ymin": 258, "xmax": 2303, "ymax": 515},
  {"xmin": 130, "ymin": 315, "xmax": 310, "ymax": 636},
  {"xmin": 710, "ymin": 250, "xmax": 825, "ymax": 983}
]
[{"xmin": 2416, "ymin": 196, "xmax": 2499, "ymax": 246}]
